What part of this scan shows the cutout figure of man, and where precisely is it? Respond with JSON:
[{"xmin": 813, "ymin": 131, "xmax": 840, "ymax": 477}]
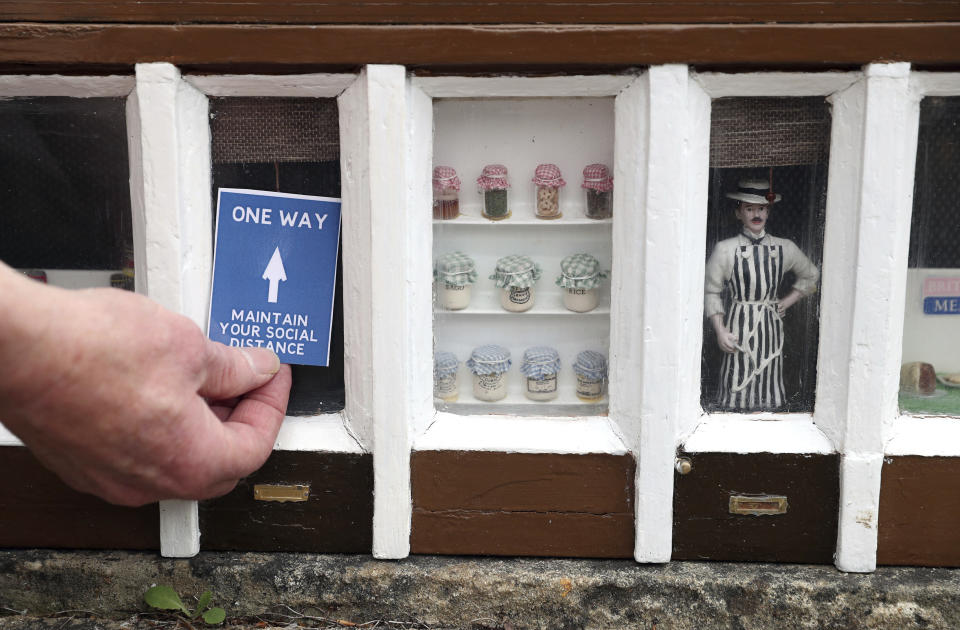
[{"xmin": 704, "ymin": 179, "xmax": 819, "ymax": 411}]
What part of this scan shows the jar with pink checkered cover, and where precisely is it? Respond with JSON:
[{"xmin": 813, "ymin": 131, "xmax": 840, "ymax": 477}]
[
  {"xmin": 477, "ymin": 164, "xmax": 511, "ymax": 221},
  {"xmin": 532, "ymin": 163, "xmax": 566, "ymax": 220},
  {"xmin": 582, "ymin": 163, "xmax": 613, "ymax": 219},
  {"xmin": 432, "ymin": 165, "xmax": 461, "ymax": 220}
]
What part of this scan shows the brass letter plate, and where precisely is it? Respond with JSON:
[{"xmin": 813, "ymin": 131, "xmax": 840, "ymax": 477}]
[
  {"xmin": 729, "ymin": 494, "xmax": 788, "ymax": 515},
  {"xmin": 253, "ymin": 484, "xmax": 310, "ymax": 503}
]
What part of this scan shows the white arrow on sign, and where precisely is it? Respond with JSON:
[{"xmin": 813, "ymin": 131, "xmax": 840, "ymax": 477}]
[{"xmin": 262, "ymin": 247, "xmax": 287, "ymax": 304}]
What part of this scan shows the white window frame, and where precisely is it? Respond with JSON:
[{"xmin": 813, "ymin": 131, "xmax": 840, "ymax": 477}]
[
  {"xmin": 885, "ymin": 72, "xmax": 960, "ymax": 456},
  {"xmin": 0, "ymin": 74, "xmax": 136, "ymax": 451}
]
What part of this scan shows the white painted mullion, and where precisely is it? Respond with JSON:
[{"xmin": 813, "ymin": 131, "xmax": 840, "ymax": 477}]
[
  {"xmin": 406, "ymin": 83, "xmax": 436, "ymax": 441},
  {"xmin": 340, "ymin": 66, "xmax": 414, "ymax": 559},
  {"xmin": 827, "ymin": 63, "xmax": 921, "ymax": 573},
  {"xmin": 610, "ymin": 73, "xmax": 648, "ymax": 560},
  {"xmin": 628, "ymin": 64, "xmax": 712, "ymax": 563},
  {"xmin": 131, "ymin": 62, "xmax": 211, "ymax": 558}
]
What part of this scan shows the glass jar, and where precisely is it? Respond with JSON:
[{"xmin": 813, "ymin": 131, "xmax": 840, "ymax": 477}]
[
  {"xmin": 521, "ymin": 346, "xmax": 561, "ymax": 401},
  {"xmin": 466, "ymin": 345, "xmax": 512, "ymax": 402},
  {"xmin": 434, "ymin": 251, "xmax": 477, "ymax": 310},
  {"xmin": 582, "ymin": 163, "xmax": 613, "ymax": 220},
  {"xmin": 556, "ymin": 253, "xmax": 607, "ymax": 313},
  {"xmin": 432, "ymin": 165, "xmax": 461, "ymax": 220},
  {"xmin": 532, "ymin": 163, "xmax": 565, "ymax": 220},
  {"xmin": 477, "ymin": 164, "xmax": 511, "ymax": 220},
  {"xmin": 573, "ymin": 350, "xmax": 607, "ymax": 402},
  {"xmin": 490, "ymin": 255, "xmax": 542, "ymax": 313},
  {"xmin": 434, "ymin": 351, "xmax": 460, "ymax": 402}
]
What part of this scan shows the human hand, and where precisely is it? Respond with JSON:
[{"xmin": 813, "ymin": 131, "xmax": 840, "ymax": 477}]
[
  {"xmin": 716, "ymin": 328, "xmax": 739, "ymax": 353},
  {"xmin": 777, "ymin": 289, "xmax": 803, "ymax": 317},
  {"xmin": 0, "ymin": 265, "xmax": 291, "ymax": 506}
]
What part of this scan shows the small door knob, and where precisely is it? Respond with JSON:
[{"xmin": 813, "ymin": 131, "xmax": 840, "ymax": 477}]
[{"xmin": 675, "ymin": 458, "xmax": 692, "ymax": 475}]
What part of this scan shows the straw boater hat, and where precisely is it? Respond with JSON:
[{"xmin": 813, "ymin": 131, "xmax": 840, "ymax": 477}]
[{"xmin": 725, "ymin": 179, "xmax": 782, "ymax": 204}]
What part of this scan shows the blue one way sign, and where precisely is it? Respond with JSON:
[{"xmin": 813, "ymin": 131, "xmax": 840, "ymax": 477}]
[{"xmin": 207, "ymin": 188, "xmax": 342, "ymax": 366}]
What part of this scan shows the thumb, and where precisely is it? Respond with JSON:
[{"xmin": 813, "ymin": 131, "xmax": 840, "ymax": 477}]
[{"xmin": 199, "ymin": 341, "xmax": 281, "ymax": 400}]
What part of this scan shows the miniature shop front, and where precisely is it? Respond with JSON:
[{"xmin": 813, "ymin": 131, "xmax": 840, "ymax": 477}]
[{"xmin": 0, "ymin": 14, "xmax": 958, "ymax": 571}]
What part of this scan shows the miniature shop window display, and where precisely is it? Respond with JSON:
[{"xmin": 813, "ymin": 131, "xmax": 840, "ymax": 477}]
[
  {"xmin": 573, "ymin": 350, "xmax": 608, "ymax": 402},
  {"xmin": 0, "ymin": 97, "xmax": 134, "ymax": 288},
  {"xmin": 556, "ymin": 253, "xmax": 608, "ymax": 313},
  {"xmin": 434, "ymin": 351, "xmax": 460, "ymax": 402},
  {"xmin": 433, "ymin": 166, "xmax": 461, "ymax": 220},
  {"xmin": 701, "ymin": 97, "xmax": 829, "ymax": 413},
  {"xmin": 209, "ymin": 96, "xmax": 344, "ymax": 415},
  {"xmin": 490, "ymin": 255, "xmax": 542, "ymax": 312},
  {"xmin": 521, "ymin": 346, "xmax": 562, "ymax": 401},
  {"xmin": 532, "ymin": 163, "xmax": 566, "ymax": 220},
  {"xmin": 477, "ymin": 164, "xmax": 511, "ymax": 220},
  {"xmin": 582, "ymin": 163, "xmax": 614, "ymax": 220},
  {"xmin": 898, "ymin": 96, "xmax": 960, "ymax": 416},
  {"xmin": 434, "ymin": 251, "xmax": 477, "ymax": 310},
  {"xmin": 466, "ymin": 345, "xmax": 512, "ymax": 402}
]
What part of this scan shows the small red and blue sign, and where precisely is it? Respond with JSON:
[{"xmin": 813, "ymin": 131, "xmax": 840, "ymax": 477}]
[
  {"xmin": 207, "ymin": 188, "xmax": 342, "ymax": 366},
  {"xmin": 923, "ymin": 276, "xmax": 960, "ymax": 316}
]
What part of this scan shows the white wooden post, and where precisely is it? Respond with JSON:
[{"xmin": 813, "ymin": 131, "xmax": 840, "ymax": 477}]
[
  {"xmin": 339, "ymin": 65, "xmax": 414, "ymax": 558},
  {"xmin": 129, "ymin": 62, "xmax": 212, "ymax": 558},
  {"xmin": 616, "ymin": 65, "xmax": 712, "ymax": 562},
  {"xmin": 821, "ymin": 63, "xmax": 920, "ymax": 572}
]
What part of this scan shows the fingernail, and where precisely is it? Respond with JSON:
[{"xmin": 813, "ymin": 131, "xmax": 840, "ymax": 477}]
[{"xmin": 242, "ymin": 348, "xmax": 281, "ymax": 376}]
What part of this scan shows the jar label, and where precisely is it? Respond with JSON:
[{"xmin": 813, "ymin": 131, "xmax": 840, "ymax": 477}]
[
  {"xmin": 527, "ymin": 375, "xmax": 557, "ymax": 393},
  {"xmin": 509, "ymin": 287, "xmax": 531, "ymax": 305},
  {"xmin": 477, "ymin": 373, "xmax": 505, "ymax": 391},
  {"xmin": 445, "ymin": 283, "xmax": 465, "ymax": 291},
  {"xmin": 568, "ymin": 288, "xmax": 587, "ymax": 296},
  {"xmin": 435, "ymin": 374, "xmax": 457, "ymax": 396},
  {"xmin": 577, "ymin": 376, "xmax": 603, "ymax": 398}
]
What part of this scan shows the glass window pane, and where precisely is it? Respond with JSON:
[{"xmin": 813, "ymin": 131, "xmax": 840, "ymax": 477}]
[
  {"xmin": 209, "ymin": 97, "xmax": 343, "ymax": 415},
  {"xmin": 702, "ymin": 97, "xmax": 829, "ymax": 413},
  {"xmin": 432, "ymin": 97, "xmax": 614, "ymax": 416},
  {"xmin": 899, "ymin": 96, "xmax": 960, "ymax": 415},
  {"xmin": 0, "ymin": 97, "xmax": 133, "ymax": 289}
]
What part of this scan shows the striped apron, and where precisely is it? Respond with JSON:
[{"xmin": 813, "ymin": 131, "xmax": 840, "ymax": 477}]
[{"xmin": 718, "ymin": 240, "xmax": 785, "ymax": 410}]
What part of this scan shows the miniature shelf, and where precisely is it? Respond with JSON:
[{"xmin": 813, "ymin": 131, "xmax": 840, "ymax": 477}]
[
  {"xmin": 433, "ymin": 289, "xmax": 611, "ymax": 316},
  {"xmin": 434, "ymin": 203, "xmax": 612, "ymax": 226}
]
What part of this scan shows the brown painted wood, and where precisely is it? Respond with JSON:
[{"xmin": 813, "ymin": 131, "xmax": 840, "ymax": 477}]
[
  {"xmin": 412, "ymin": 450, "xmax": 634, "ymax": 513},
  {"xmin": 2, "ymin": 1, "xmax": 959, "ymax": 25},
  {"xmin": 0, "ymin": 23, "xmax": 958, "ymax": 69},
  {"xmin": 877, "ymin": 456, "xmax": 960, "ymax": 567},
  {"xmin": 411, "ymin": 451, "xmax": 634, "ymax": 558},
  {"xmin": 199, "ymin": 450, "xmax": 372, "ymax": 552},
  {"xmin": 0, "ymin": 446, "xmax": 159, "ymax": 549},
  {"xmin": 411, "ymin": 509, "xmax": 635, "ymax": 558},
  {"xmin": 672, "ymin": 452, "xmax": 839, "ymax": 563}
]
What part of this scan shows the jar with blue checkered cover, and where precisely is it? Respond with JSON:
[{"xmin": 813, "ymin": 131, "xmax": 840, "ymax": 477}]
[
  {"xmin": 521, "ymin": 346, "xmax": 561, "ymax": 401},
  {"xmin": 556, "ymin": 253, "xmax": 608, "ymax": 313},
  {"xmin": 466, "ymin": 345, "xmax": 512, "ymax": 401},
  {"xmin": 434, "ymin": 351, "xmax": 460, "ymax": 402},
  {"xmin": 434, "ymin": 251, "xmax": 477, "ymax": 310},
  {"xmin": 490, "ymin": 254, "xmax": 542, "ymax": 313},
  {"xmin": 573, "ymin": 350, "xmax": 607, "ymax": 402}
]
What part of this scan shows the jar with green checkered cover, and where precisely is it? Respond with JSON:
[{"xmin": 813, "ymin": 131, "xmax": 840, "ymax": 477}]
[
  {"xmin": 466, "ymin": 345, "xmax": 512, "ymax": 402},
  {"xmin": 434, "ymin": 351, "xmax": 460, "ymax": 402},
  {"xmin": 556, "ymin": 253, "xmax": 607, "ymax": 312},
  {"xmin": 520, "ymin": 346, "xmax": 561, "ymax": 401},
  {"xmin": 490, "ymin": 254, "xmax": 542, "ymax": 312},
  {"xmin": 434, "ymin": 251, "xmax": 477, "ymax": 310},
  {"xmin": 573, "ymin": 350, "xmax": 607, "ymax": 402}
]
